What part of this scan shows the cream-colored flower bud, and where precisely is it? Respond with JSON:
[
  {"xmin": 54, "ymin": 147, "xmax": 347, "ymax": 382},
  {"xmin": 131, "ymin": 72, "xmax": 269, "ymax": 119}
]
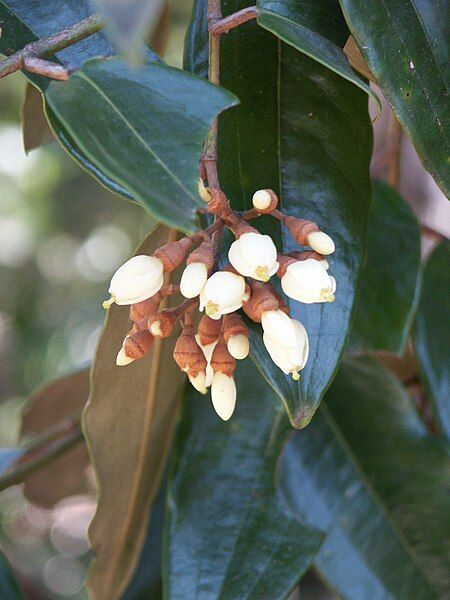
[
  {"xmin": 188, "ymin": 371, "xmax": 207, "ymax": 395},
  {"xmin": 211, "ymin": 372, "xmax": 237, "ymax": 421},
  {"xmin": 228, "ymin": 232, "xmax": 279, "ymax": 282},
  {"xmin": 180, "ymin": 262, "xmax": 208, "ymax": 298},
  {"xmin": 263, "ymin": 319, "xmax": 309, "ymax": 380},
  {"xmin": 281, "ymin": 258, "xmax": 336, "ymax": 304},
  {"xmin": 199, "ymin": 271, "xmax": 246, "ymax": 320},
  {"xmin": 227, "ymin": 334, "xmax": 249, "ymax": 360},
  {"xmin": 252, "ymin": 190, "xmax": 271, "ymax": 210},
  {"xmin": 261, "ymin": 309, "xmax": 297, "ymax": 349},
  {"xmin": 104, "ymin": 255, "xmax": 164, "ymax": 308},
  {"xmin": 116, "ymin": 345, "xmax": 135, "ymax": 366},
  {"xmin": 195, "ymin": 334, "xmax": 217, "ymax": 388},
  {"xmin": 198, "ymin": 177, "xmax": 212, "ymax": 202},
  {"xmin": 307, "ymin": 231, "xmax": 335, "ymax": 255}
]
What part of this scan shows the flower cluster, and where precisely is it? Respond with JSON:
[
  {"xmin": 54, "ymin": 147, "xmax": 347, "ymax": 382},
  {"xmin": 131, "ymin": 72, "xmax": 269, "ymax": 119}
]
[{"xmin": 104, "ymin": 186, "xmax": 336, "ymax": 421}]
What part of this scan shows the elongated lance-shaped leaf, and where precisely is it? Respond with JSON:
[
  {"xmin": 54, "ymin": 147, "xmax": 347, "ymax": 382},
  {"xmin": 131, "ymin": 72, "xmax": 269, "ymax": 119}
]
[
  {"xmin": 46, "ymin": 57, "xmax": 239, "ymax": 233},
  {"xmin": 281, "ymin": 357, "xmax": 450, "ymax": 598},
  {"xmin": 83, "ymin": 226, "xmax": 185, "ymax": 600},
  {"xmin": 186, "ymin": 0, "xmax": 372, "ymax": 427},
  {"xmin": 0, "ymin": 0, "xmax": 135, "ymax": 198},
  {"xmin": 414, "ymin": 240, "xmax": 450, "ymax": 441},
  {"xmin": 256, "ymin": 0, "xmax": 380, "ymax": 112},
  {"xmin": 338, "ymin": 0, "xmax": 450, "ymax": 197},
  {"xmin": 349, "ymin": 180, "xmax": 421, "ymax": 354},
  {"xmin": 165, "ymin": 361, "xmax": 324, "ymax": 599}
]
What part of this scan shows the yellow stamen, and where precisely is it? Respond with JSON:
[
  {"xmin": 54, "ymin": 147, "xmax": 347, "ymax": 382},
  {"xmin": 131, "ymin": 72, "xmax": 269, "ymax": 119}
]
[
  {"xmin": 321, "ymin": 289, "xmax": 336, "ymax": 303},
  {"xmin": 205, "ymin": 301, "xmax": 219, "ymax": 317},
  {"xmin": 255, "ymin": 266, "xmax": 270, "ymax": 282},
  {"xmin": 102, "ymin": 295, "xmax": 115, "ymax": 309},
  {"xmin": 291, "ymin": 370, "xmax": 300, "ymax": 381}
]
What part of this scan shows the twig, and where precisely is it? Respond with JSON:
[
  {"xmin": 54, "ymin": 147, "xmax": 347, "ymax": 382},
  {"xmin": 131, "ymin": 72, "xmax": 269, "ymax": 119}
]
[
  {"xmin": 209, "ymin": 7, "xmax": 258, "ymax": 35},
  {"xmin": 0, "ymin": 416, "xmax": 83, "ymax": 492},
  {"xmin": 0, "ymin": 14, "xmax": 103, "ymax": 80}
]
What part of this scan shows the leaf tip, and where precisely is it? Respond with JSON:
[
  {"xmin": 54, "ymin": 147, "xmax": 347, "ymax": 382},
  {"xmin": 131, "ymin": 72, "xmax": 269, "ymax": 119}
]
[{"xmin": 289, "ymin": 406, "xmax": 317, "ymax": 430}]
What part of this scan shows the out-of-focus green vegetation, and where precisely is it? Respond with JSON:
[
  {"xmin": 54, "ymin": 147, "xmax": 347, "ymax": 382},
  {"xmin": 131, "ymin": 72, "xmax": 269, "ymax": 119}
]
[{"xmin": 0, "ymin": 2, "xmax": 192, "ymax": 597}]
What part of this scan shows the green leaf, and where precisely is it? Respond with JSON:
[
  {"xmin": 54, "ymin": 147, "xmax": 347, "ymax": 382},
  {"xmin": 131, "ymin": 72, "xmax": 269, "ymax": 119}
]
[
  {"xmin": 256, "ymin": 0, "xmax": 380, "ymax": 112},
  {"xmin": 92, "ymin": 0, "xmax": 166, "ymax": 62},
  {"xmin": 0, "ymin": 0, "xmax": 136, "ymax": 198},
  {"xmin": 83, "ymin": 226, "xmax": 184, "ymax": 600},
  {"xmin": 0, "ymin": 553, "xmax": 24, "ymax": 600},
  {"xmin": 186, "ymin": 1, "xmax": 372, "ymax": 426},
  {"xmin": 338, "ymin": 0, "xmax": 450, "ymax": 197},
  {"xmin": 281, "ymin": 357, "xmax": 450, "ymax": 598},
  {"xmin": 46, "ymin": 57, "xmax": 238, "ymax": 233},
  {"xmin": 349, "ymin": 180, "xmax": 421, "ymax": 354},
  {"xmin": 414, "ymin": 240, "xmax": 450, "ymax": 440},
  {"xmin": 165, "ymin": 361, "xmax": 323, "ymax": 599}
]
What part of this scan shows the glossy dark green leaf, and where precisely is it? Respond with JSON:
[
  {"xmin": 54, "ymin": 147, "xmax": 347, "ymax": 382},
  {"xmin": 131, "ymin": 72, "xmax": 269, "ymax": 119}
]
[
  {"xmin": 256, "ymin": 0, "xmax": 380, "ymax": 111},
  {"xmin": 281, "ymin": 356, "xmax": 450, "ymax": 598},
  {"xmin": 186, "ymin": 0, "xmax": 372, "ymax": 426},
  {"xmin": 92, "ymin": 0, "xmax": 165, "ymax": 61},
  {"xmin": 46, "ymin": 57, "xmax": 238, "ymax": 233},
  {"xmin": 165, "ymin": 361, "xmax": 323, "ymax": 599},
  {"xmin": 0, "ymin": 0, "xmax": 136, "ymax": 198},
  {"xmin": 338, "ymin": 0, "xmax": 450, "ymax": 197},
  {"xmin": 414, "ymin": 240, "xmax": 450, "ymax": 440},
  {"xmin": 349, "ymin": 180, "xmax": 421, "ymax": 354},
  {"xmin": 0, "ymin": 553, "xmax": 24, "ymax": 599}
]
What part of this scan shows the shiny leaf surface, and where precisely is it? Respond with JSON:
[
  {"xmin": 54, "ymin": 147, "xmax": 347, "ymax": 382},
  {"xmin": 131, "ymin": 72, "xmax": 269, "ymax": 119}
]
[
  {"xmin": 338, "ymin": 0, "xmax": 450, "ymax": 197},
  {"xmin": 281, "ymin": 357, "xmax": 450, "ymax": 598},
  {"xmin": 414, "ymin": 240, "xmax": 450, "ymax": 440},
  {"xmin": 256, "ymin": 0, "xmax": 380, "ymax": 110},
  {"xmin": 185, "ymin": 0, "xmax": 372, "ymax": 426},
  {"xmin": 83, "ymin": 226, "xmax": 184, "ymax": 600},
  {"xmin": 165, "ymin": 361, "xmax": 323, "ymax": 599},
  {"xmin": 349, "ymin": 180, "xmax": 421, "ymax": 354},
  {"xmin": 46, "ymin": 57, "xmax": 238, "ymax": 232}
]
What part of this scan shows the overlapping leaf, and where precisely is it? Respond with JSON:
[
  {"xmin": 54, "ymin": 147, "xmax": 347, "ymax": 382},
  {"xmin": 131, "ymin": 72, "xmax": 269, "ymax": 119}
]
[
  {"xmin": 338, "ymin": 0, "xmax": 450, "ymax": 197},
  {"xmin": 349, "ymin": 180, "xmax": 421, "ymax": 354},
  {"xmin": 414, "ymin": 240, "xmax": 450, "ymax": 440},
  {"xmin": 185, "ymin": 0, "xmax": 372, "ymax": 426},
  {"xmin": 165, "ymin": 361, "xmax": 323, "ymax": 599},
  {"xmin": 82, "ymin": 226, "xmax": 184, "ymax": 600},
  {"xmin": 281, "ymin": 357, "xmax": 450, "ymax": 598},
  {"xmin": 46, "ymin": 57, "xmax": 238, "ymax": 232}
]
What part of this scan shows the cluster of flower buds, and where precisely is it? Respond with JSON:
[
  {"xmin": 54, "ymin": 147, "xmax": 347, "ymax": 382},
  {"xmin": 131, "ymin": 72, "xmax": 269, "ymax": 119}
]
[{"xmin": 103, "ymin": 185, "xmax": 336, "ymax": 421}]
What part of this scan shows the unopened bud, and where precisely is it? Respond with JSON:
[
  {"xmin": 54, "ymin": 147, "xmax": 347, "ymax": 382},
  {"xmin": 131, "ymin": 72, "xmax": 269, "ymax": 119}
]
[
  {"xmin": 211, "ymin": 372, "xmax": 236, "ymax": 421},
  {"xmin": 148, "ymin": 309, "xmax": 178, "ymax": 338},
  {"xmin": 198, "ymin": 315, "xmax": 222, "ymax": 346},
  {"xmin": 242, "ymin": 282, "xmax": 279, "ymax": 323},
  {"xmin": 105, "ymin": 255, "xmax": 164, "ymax": 307},
  {"xmin": 188, "ymin": 369, "xmax": 207, "ymax": 394},
  {"xmin": 252, "ymin": 189, "xmax": 278, "ymax": 213},
  {"xmin": 116, "ymin": 330, "xmax": 154, "ymax": 365},
  {"xmin": 284, "ymin": 217, "xmax": 319, "ymax": 247},
  {"xmin": 307, "ymin": 231, "xmax": 335, "ymax": 255},
  {"xmin": 116, "ymin": 345, "xmax": 135, "ymax": 366},
  {"xmin": 129, "ymin": 292, "xmax": 162, "ymax": 321},
  {"xmin": 173, "ymin": 332, "xmax": 207, "ymax": 375},
  {"xmin": 211, "ymin": 337, "xmax": 236, "ymax": 378},
  {"xmin": 154, "ymin": 237, "xmax": 194, "ymax": 272},
  {"xmin": 227, "ymin": 334, "xmax": 249, "ymax": 360},
  {"xmin": 198, "ymin": 177, "xmax": 212, "ymax": 203},
  {"xmin": 180, "ymin": 262, "xmax": 208, "ymax": 298}
]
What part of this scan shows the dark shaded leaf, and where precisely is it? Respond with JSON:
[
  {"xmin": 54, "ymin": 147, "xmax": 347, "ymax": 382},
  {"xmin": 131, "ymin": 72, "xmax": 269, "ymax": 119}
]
[
  {"xmin": 92, "ymin": 0, "xmax": 166, "ymax": 61},
  {"xmin": 185, "ymin": 0, "xmax": 372, "ymax": 426},
  {"xmin": 20, "ymin": 368, "xmax": 90, "ymax": 508},
  {"xmin": 281, "ymin": 357, "xmax": 450, "ymax": 598},
  {"xmin": 338, "ymin": 0, "xmax": 450, "ymax": 197},
  {"xmin": 256, "ymin": 0, "xmax": 380, "ymax": 110},
  {"xmin": 46, "ymin": 57, "xmax": 238, "ymax": 233},
  {"xmin": 83, "ymin": 226, "xmax": 184, "ymax": 600},
  {"xmin": 349, "ymin": 180, "xmax": 421, "ymax": 354},
  {"xmin": 414, "ymin": 240, "xmax": 450, "ymax": 440},
  {"xmin": 165, "ymin": 360, "xmax": 323, "ymax": 599},
  {"xmin": 0, "ymin": 553, "xmax": 24, "ymax": 600}
]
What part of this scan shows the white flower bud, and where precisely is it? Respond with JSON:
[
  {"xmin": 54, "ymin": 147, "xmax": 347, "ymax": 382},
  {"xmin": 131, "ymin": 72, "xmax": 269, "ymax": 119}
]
[
  {"xmin": 263, "ymin": 320, "xmax": 309, "ymax": 380},
  {"xmin": 188, "ymin": 371, "xmax": 207, "ymax": 395},
  {"xmin": 211, "ymin": 372, "xmax": 237, "ymax": 421},
  {"xmin": 252, "ymin": 189, "xmax": 272, "ymax": 211},
  {"xmin": 199, "ymin": 271, "xmax": 246, "ymax": 320},
  {"xmin": 116, "ymin": 345, "xmax": 135, "ymax": 366},
  {"xmin": 261, "ymin": 309, "xmax": 297, "ymax": 349},
  {"xmin": 307, "ymin": 231, "xmax": 335, "ymax": 255},
  {"xmin": 104, "ymin": 255, "xmax": 164, "ymax": 307},
  {"xmin": 180, "ymin": 262, "xmax": 208, "ymax": 298},
  {"xmin": 198, "ymin": 177, "xmax": 211, "ymax": 202},
  {"xmin": 227, "ymin": 334, "xmax": 249, "ymax": 360},
  {"xmin": 281, "ymin": 259, "xmax": 336, "ymax": 304},
  {"xmin": 195, "ymin": 334, "xmax": 217, "ymax": 388},
  {"xmin": 228, "ymin": 232, "xmax": 279, "ymax": 282}
]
